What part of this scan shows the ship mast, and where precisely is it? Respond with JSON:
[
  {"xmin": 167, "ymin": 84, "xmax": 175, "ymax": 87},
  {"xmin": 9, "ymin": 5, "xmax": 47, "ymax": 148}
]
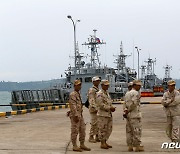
[
  {"xmin": 114, "ymin": 41, "xmax": 130, "ymax": 72},
  {"xmin": 140, "ymin": 65, "xmax": 146, "ymax": 79},
  {"xmin": 144, "ymin": 57, "xmax": 156, "ymax": 75},
  {"xmin": 82, "ymin": 29, "xmax": 105, "ymax": 68},
  {"xmin": 163, "ymin": 64, "xmax": 172, "ymax": 78}
]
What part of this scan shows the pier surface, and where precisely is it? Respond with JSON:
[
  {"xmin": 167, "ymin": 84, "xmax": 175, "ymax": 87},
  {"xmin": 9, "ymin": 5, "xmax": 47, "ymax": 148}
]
[{"xmin": 0, "ymin": 97, "xmax": 179, "ymax": 154}]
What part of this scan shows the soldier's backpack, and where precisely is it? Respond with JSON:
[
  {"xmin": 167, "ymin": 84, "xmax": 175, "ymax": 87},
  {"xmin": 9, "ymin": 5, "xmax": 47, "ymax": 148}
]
[
  {"xmin": 84, "ymin": 87, "xmax": 99, "ymax": 108},
  {"xmin": 84, "ymin": 99, "xmax": 89, "ymax": 108}
]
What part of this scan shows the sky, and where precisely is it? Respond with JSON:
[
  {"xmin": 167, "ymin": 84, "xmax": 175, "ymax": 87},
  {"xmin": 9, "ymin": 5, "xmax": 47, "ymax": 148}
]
[{"xmin": 0, "ymin": 0, "xmax": 180, "ymax": 82}]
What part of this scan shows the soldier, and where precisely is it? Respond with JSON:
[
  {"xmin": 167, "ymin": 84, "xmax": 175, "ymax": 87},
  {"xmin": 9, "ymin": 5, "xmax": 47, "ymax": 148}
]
[
  {"xmin": 96, "ymin": 79, "xmax": 116, "ymax": 149},
  {"xmin": 88, "ymin": 76, "xmax": 101, "ymax": 143},
  {"xmin": 68, "ymin": 79, "xmax": 91, "ymax": 152},
  {"xmin": 161, "ymin": 80, "xmax": 180, "ymax": 142},
  {"xmin": 124, "ymin": 80, "xmax": 144, "ymax": 152},
  {"xmin": 127, "ymin": 82, "xmax": 133, "ymax": 92}
]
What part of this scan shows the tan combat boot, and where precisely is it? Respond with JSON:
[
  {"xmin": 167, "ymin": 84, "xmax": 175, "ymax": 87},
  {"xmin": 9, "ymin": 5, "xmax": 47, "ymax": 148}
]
[
  {"xmin": 128, "ymin": 146, "xmax": 133, "ymax": 152},
  {"xmin": 89, "ymin": 135, "xmax": 96, "ymax": 143},
  {"xmin": 105, "ymin": 140, "xmax": 112, "ymax": 148},
  {"xmin": 134, "ymin": 145, "xmax": 144, "ymax": 152},
  {"xmin": 80, "ymin": 142, "xmax": 91, "ymax": 151},
  {"xmin": 100, "ymin": 140, "xmax": 109, "ymax": 149},
  {"xmin": 73, "ymin": 143, "xmax": 82, "ymax": 152}
]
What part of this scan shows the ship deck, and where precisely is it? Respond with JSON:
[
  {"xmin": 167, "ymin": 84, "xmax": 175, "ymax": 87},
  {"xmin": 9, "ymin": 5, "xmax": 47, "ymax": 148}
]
[{"xmin": 0, "ymin": 97, "xmax": 179, "ymax": 154}]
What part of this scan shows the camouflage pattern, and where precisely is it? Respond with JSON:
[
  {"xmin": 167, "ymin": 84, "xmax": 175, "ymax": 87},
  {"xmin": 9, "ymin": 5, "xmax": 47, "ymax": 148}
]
[
  {"xmin": 124, "ymin": 89, "xmax": 142, "ymax": 119},
  {"xmin": 161, "ymin": 90, "xmax": 180, "ymax": 117},
  {"xmin": 161, "ymin": 90, "xmax": 180, "ymax": 142},
  {"xmin": 70, "ymin": 116, "xmax": 86, "ymax": 145},
  {"xmin": 98, "ymin": 116, "xmax": 112, "ymax": 141},
  {"xmin": 126, "ymin": 118, "xmax": 142, "ymax": 146},
  {"xmin": 69, "ymin": 91, "xmax": 86, "ymax": 146},
  {"xmin": 124, "ymin": 88, "xmax": 142, "ymax": 146},
  {"xmin": 88, "ymin": 86, "xmax": 99, "ymax": 113},
  {"xmin": 96, "ymin": 89, "xmax": 113, "ymax": 141},
  {"xmin": 88, "ymin": 86, "xmax": 99, "ymax": 136},
  {"xmin": 89, "ymin": 113, "xmax": 98, "ymax": 136},
  {"xmin": 96, "ymin": 89, "xmax": 113, "ymax": 117}
]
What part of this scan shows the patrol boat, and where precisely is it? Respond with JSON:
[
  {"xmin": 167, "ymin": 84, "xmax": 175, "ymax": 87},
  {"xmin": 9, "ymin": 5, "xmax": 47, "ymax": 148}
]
[{"xmin": 140, "ymin": 57, "xmax": 164, "ymax": 96}]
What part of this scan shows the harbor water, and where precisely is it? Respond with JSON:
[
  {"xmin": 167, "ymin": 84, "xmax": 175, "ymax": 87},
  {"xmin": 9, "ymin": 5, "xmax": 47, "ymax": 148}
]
[{"xmin": 0, "ymin": 91, "xmax": 11, "ymax": 112}]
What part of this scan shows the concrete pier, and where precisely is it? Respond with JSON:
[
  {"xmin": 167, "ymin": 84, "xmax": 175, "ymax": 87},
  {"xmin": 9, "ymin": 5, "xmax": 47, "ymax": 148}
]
[{"xmin": 0, "ymin": 98, "xmax": 179, "ymax": 154}]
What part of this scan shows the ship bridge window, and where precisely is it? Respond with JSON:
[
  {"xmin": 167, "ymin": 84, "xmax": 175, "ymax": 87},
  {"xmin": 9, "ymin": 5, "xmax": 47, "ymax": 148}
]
[
  {"xmin": 85, "ymin": 77, "xmax": 92, "ymax": 82},
  {"xmin": 96, "ymin": 69, "xmax": 101, "ymax": 73}
]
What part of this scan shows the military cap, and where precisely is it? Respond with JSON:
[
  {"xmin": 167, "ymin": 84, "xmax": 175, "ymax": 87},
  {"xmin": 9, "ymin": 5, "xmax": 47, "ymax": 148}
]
[
  {"xmin": 101, "ymin": 79, "xmax": 110, "ymax": 85},
  {"xmin": 133, "ymin": 80, "xmax": 142, "ymax": 86},
  {"xmin": 167, "ymin": 80, "xmax": 176, "ymax": 86},
  {"xmin": 128, "ymin": 82, "xmax": 133, "ymax": 87},
  {"xmin": 92, "ymin": 76, "xmax": 101, "ymax": 82},
  {"xmin": 74, "ymin": 79, "xmax": 81, "ymax": 86}
]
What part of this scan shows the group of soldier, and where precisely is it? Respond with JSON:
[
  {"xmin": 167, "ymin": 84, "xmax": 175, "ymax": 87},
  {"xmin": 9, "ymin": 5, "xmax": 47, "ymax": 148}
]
[{"xmin": 67, "ymin": 76, "xmax": 180, "ymax": 152}]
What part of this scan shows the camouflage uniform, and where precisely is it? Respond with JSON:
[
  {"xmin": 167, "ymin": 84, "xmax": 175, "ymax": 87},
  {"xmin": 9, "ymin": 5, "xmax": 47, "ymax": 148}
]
[
  {"xmin": 161, "ymin": 89, "xmax": 180, "ymax": 142},
  {"xmin": 124, "ymin": 88, "xmax": 142, "ymax": 147},
  {"xmin": 69, "ymin": 91, "xmax": 86, "ymax": 146},
  {"xmin": 96, "ymin": 89, "xmax": 113, "ymax": 141},
  {"xmin": 88, "ymin": 86, "xmax": 99, "ymax": 137}
]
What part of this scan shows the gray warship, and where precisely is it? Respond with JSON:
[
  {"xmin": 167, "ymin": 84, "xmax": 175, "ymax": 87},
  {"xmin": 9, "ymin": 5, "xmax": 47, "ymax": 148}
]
[
  {"xmin": 10, "ymin": 29, "xmax": 169, "ymax": 110},
  {"xmin": 11, "ymin": 30, "xmax": 136, "ymax": 110}
]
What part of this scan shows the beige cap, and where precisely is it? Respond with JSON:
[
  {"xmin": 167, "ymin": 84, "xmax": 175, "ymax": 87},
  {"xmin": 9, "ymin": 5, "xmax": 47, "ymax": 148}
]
[
  {"xmin": 101, "ymin": 79, "xmax": 110, "ymax": 85},
  {"xmin": 74, "ymin": 79, "xmax": 81, "ymax": 86},
  {"xmin": 92, "ymin": 76, "xmax": 101, "ymax": 82},
  {"xmin": 133, "ymin": 80, "xmax": 142, "ymax": 86},
  {"xmin": 167, "ymin": 80, "xmax": 176, "ymax": 86},
  {"xmin": 128, "ymin": 82, "xmax": 133, "ymax": 87}
]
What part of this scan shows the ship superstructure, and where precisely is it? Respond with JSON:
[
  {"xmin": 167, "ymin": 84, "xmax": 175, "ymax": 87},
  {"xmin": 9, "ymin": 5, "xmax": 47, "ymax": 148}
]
[
  {"xmin": 108, "ymin": 42, "xmax": 136, "ymax": 99},
  {"xmin": 162, "ymin": 64, "xmax": 172, "ymax": 90},
  {"xmin": 65, "ymin": 30, "xmax": 115, "ymax": 101},
  {"xmin": 140, "ymin": 57, "xmax": 164, "ymax": 96}
]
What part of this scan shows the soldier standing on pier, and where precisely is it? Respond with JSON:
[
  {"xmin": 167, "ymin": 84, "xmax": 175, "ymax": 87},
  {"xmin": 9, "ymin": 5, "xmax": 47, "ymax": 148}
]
[
  {"xmin": 161, "ymin": 80, "xmax": 180, "ymax": 143},
  {"xmin": 96, "ymin": 79, "xmax": 116, "ymax": 149},
  {"xmin": 88, "ymin": 76, "xmax": 101, "ymax": 143},
  {"xmin": 124, "ymin": 80, "xmax": 144, "ymax": 152},
  {"xmin": 127, "ymin": 82, "xmax": 133, "ymax": 92},
  {"xmin": 68, "ymin": 79, "xmax": 91, "ymax": 152}
]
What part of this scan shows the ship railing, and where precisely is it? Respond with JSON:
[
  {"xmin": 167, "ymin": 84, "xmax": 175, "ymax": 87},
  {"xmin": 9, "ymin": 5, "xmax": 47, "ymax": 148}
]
[{"xmin": 11, "ymin": 89, "xmax": 69, "ymax": 110}]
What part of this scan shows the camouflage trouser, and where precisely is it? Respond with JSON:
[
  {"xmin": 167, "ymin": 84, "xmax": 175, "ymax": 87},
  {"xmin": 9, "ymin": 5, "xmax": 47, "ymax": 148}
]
[
  {"xmin": 70, "ymin": 115, "xmax": 86, "ymax": 146},
  {"xmin": 98, "ymin": 116, "xmax": 112, "ymax": 141},
  {"xmin": 89, "ymin": 112, "xmax": 98, "ymax": 136},
  {"xmin": 166, "ymin": 116, "xmax": 180, "ymax": 142},
  {"xmin": 126, "ymin": 118, "xmax": 142, "ymax": 146}
]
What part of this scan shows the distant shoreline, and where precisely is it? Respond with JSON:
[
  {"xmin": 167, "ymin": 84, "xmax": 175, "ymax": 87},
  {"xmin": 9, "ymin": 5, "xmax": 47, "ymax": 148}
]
[{"xmin": 0, "ymin": 78, "xmax": 65, "ymax": 91}]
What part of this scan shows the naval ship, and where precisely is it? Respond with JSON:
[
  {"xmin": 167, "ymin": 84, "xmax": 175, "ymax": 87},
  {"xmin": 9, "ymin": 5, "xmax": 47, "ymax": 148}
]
[
  {"xmin": 10, "ymin": 29, "xmax": 171, "ymax": 110},
  {"xmin": 10, "ymin": 30, "xmax": 137, "ymax": 110}
]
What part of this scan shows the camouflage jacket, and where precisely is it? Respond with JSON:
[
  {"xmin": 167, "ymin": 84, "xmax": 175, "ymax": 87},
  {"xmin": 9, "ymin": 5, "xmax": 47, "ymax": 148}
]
[
  {"xmin": 161, "ymin": 90, "xmax": 180, "ymax": 117},
  {"xmin": 124, "ymin": 88, "xmax": 142, "ymax": 119},
  {"xmin": 88, "ymin": 86, "xmax": 99, "ymax": 113},
  {"xmin": 69, "ymin": 91, "xmax": 83, "ymax": 118},
  {"xmin": 96, "ymin": 89, "xmax": 113, "ymax": 117}
]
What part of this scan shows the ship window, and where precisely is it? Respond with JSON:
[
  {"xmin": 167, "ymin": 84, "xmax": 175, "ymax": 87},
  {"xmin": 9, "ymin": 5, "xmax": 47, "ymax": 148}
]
[
  {"xmin": 96, "ymin": 69, "xmax": 100, "ymax": 73},
  {"xmin": 85, "ymin": 77, "xmax": 92, "ymax": 82}
]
